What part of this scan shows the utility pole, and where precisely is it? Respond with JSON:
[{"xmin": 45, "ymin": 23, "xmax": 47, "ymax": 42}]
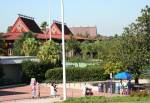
[
  {"xmin": 49, "ymin": 0, "xmax": 52, "ymax": 41},
  {"xmin": 61, "ymin": 0, "xmax": 67, "ymax": 100}
]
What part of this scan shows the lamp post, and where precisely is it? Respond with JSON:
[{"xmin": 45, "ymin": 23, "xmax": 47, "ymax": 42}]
[
  {"xmin": 49, "ymin": 0, "xmax": 52, "ymax": 41},
  {"xmin": 110, "ymin": 73, "xmax": 113, "ymax": 94},
  {"xmin": 61, "ymin": 0, "xmax": 67, "ymax": 100}
]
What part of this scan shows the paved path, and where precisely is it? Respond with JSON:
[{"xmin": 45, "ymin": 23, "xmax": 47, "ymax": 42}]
[
  {"xmin": 0, "ymin": 83, "xmax": 119, "ymax": 103},
  {"xmin": 2, "ymin": 97, "xmax": 62, "ymax": 103}
]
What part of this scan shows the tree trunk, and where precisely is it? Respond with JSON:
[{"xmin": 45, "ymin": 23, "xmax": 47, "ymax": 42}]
[
  {"xmin": 135, "ymin": 77, "xmax": 139, "ymax": 84},
  {"xmin": 90, "ymin": 52, "xmax": 93, "ymax": 59},
  {"xmin": 71, "ymin": 49, "xmax": 74, "ymax": 57}
]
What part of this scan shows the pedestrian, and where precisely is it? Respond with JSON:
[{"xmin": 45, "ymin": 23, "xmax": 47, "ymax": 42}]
[
  {"xmin": 82, "ymin": 83, "xmax": 87, "ymax": 96},
  {"xmin": 30, "ymin": 78, "xmax": 36, "ymax": 98},
  {"xmin": 50, "ymin": 82, "xmax": 57, "ymax": 97},
  {"xmin": 36, "ymin": 82, "xmax": 40, "ymax": 98},
  {"xmin": 120, "ymin": 79, "xmax": 123, "ymax": 95},
  {"xmin": 122, "ymin": 80, "xmax": 128, "ymax": 95},
  {"xmin": 127, "ymin": 80, "xmax": 132, "ymax": 95}
]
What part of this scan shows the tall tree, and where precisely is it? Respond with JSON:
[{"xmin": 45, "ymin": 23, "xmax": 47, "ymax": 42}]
[
  {"xmin": 7, "ymin": 26, "xmax": 12, "ymax": 32},
  {"xmin": 41, "ymin": 21, "xmax": 48, "ymax": 33},
  {"xmin": 37, "ymin": 40, "xmax": 60, "ymax": 64},
  {"xmin": 21, "ymin": 38, "xmax": 37, "ymax": 56},
  {"xmin": 66, "ymin": 36, "xmax": 80, "ymax": 59},
  {"xmin": 120, "ymin": 5, "xmax": 150, "ymax": 84},
  {"xmin": 80, "ymin": 41, "xmax": 90, "ymax": 59},
  {"xmin": 0, "ymin": 39, "xmax": 5, "ymax": 56},
  {"xmin": 13, "ymin": 31, "xmax": 35, "ymax": 56}
]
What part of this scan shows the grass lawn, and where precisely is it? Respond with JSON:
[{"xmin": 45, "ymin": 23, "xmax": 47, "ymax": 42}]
[{"xmin": 56, "ymin": 96, "xmax": 150, "ymax": 103}]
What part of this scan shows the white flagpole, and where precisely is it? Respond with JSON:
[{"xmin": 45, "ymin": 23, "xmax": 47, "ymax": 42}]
[
  {"xmin": 49, "ymin": 0, "xmax": 52, "ymax": 41},
  {"xmin": 61, "ymin": 0, "xmax": 67, "ymax": 100}
]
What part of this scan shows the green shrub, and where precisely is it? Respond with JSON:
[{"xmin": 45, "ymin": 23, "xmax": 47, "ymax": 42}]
[
  {"xmin": 21, "ymin": 60, "xmax": 54, "ymax": 83},
  {"xmin": 130, "ymin": 91, "xmax": 150, "ymax": 97},
  {"xmin": 56, "ymin": 96, "xmax": 150, "ymax": 103},
  {"xmin": 45, "ymin": 66, "xmax": 109, "ymax": 83},
  {"xmin": 0, "ymin": 78, "xmax": 15, "ymax": 86},
  {"xmin": 140, "ymin": 73, "xmax": 150, "ymax": 79},
  {"xmin": 0, "ymin": 65, "xmax": 4, "ymax": 78}
]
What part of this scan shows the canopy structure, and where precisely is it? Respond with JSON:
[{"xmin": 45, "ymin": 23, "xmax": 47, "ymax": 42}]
[{"xmin": 114, "ymin": 72, "xmax": 132, "ymax": 80}]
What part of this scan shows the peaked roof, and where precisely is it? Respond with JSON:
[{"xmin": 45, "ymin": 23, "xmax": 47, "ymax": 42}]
[
  {"xmin": 20, "ymin": 17, "xmax": 43, "ymax": 33},
  {"xmin": 53, "ymin": 21, "xmax": 72, "ymax": 35}
]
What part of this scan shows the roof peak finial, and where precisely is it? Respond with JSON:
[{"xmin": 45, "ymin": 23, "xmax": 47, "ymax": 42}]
[{"xmin": 18, "ymin": 14, "xmax": 34, "ymax": 20}]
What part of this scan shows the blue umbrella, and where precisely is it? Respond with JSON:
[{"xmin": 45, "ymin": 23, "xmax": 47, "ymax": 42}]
[{"xmin": 114, "ymin": 72, "xmax": 132, "ymax": 80}]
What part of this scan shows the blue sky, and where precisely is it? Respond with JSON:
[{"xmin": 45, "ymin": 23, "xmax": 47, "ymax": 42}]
[{"xmin": 0, "ymin": 0, "xmax": 149, "ymax": 36}]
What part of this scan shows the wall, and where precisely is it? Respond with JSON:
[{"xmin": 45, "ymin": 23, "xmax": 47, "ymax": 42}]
[{"xmin": 2, "ymin": 64, "xmax": 22, "ymax": 83}]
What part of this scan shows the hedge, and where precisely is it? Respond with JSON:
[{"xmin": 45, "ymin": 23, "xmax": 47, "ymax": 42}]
[
  {"xmin": 140, "ymin": 73, "xmax": 150, "ymax": 79},
  {"xmin": 21, "ymin": 60, "xmax": 55, "ymax": 83},
  {"xmin": 45, "ymin": 66, "xmax": 109, "ymax": 83}
]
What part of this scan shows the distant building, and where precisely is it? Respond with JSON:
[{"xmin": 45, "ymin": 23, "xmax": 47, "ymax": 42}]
[
  {"xmin": 1, "ymin": 15, "xmax": 94, "ymax": 56},
  {"xmin": 70, "ymin": 26, "xmax": 97, "ymax": 36}
]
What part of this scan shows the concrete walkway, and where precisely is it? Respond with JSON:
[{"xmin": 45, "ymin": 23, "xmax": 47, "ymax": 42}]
[
  {"xmin": 2, "ymin": 97, "xmax": 62, "ymax": 103},
  {"xmin": 0, "ymin": 82, "xmax": 119, "ymax": 103}
]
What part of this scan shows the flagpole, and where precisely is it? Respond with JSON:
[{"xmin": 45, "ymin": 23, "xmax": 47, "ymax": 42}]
[
  {"xmin": 49, "ymin": 0, "xmax": 52, "ymax": 41},
  {"xmin": 61, "ymin": 0, "xmax": 67, "ymax": 100}
]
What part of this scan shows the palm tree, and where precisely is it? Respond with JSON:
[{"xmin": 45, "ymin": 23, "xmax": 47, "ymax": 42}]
[
  {"xmin": 41, "ymin": 21, "xmax": 48, "ymax": 34},
  {"xmin": 80, "ymin": 41, "xmax": 90, "ymax": 59},
  {"xmin": 41, "ymin": 21, "xmax": 49, "ymax": 41},
  {"xmin": 66, "ymin": 36, "xmax": 80, "ymax": 59}
]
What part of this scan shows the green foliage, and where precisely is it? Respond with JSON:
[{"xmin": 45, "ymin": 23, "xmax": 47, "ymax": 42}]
[
  {"xmin": 0, "ymin": 78, "xmax": 15, "ymax": 86},
  {"xmin": 0, "ymin": 40, "xmax": 5, "ymax": 56},
  {"xmin": 21, "ymin": 38, "xmax": 37, "ymax": 56},
  {"xmin": 104, "ymin": 61, "xmax": 124, "ymax": 75},
  {"xmin": 93, "ymin": 38, "xmax": 122, "ymax": 63},
  {"xmin": 37, "ymin": 40, "xmax": 60, "ymax": 64},
  {"xmin": 80, "ymin": 41, "xmax": 95, "ymax": 59},
  {"xmin": 40, "ymin": 21, "xmax": 48, "ymax": 33},
  {"xmin": 13, "ymin": 32, "xmax": 36, "ymax": 56},
  {"xmin": 130, "ymin": 91, "xmax": 150, "ymax": 97},
  {"xmin": 45, "ymin": 66, "xmax": 109, "ymax": 83},
  {"xmin": 57, "ymin": 96, "xmax": 150, "ymax": 103},
  {"xmin": 0, "ymin": 65, "xmax": 4, "ymax": 79},
  {"xmin": 80, "ymin": 41, "xmax": 89, "ymax": 59},
  {"xmin": 21, "ymin": 60, "xmax": 54, "ymax": 83},
  {"xmin": 140, "ymin": 73, "xmax": 150, "ymax": 79},
  {"xmin": 7, "ymin": 26, "xmax": 12, "ymax": 32},
  {"xmin": 119, "ymin": 6, "xmax": 150, "ymax": 83},
  {"xmin": 66, "ymin": 36, "xmax": 80, "ymax": 59}
]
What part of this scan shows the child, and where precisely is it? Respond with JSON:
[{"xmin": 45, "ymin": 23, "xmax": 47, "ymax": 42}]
[
  {"xmin": 36, "ymin": 82, "xmax": 40, "ymax": 98},
  {"xmin": 50, "ymin": 82, "xmax": 57, "ymax": 97}
]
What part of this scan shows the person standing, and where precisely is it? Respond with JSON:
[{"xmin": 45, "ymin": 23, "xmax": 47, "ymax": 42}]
[
  {"xmin": 82, "ymin": 83, "xmax": 86, "ymax": 96},
  {"xmin": 120, "ymin": 79, "xmax": 123, "ymax": 95},
  {"xmin": 122, "ymin": 80, "xmax": 128, "ymax": 95},
  {"xmin": 127, "ymin": 80, "xmax": 132, "ymax": 95},
  {"xmin": 30, "ymin": 78, "xmax": 36, "ymax": 98},
  {"xmin": 36, "ymin": 82, "xmax": 40, "ymax": 98},
  {"xmin": 50, "ymin": 82, "xmax": 57, "ymax": 97}
]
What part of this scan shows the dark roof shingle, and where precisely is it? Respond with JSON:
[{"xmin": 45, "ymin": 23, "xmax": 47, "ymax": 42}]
[
  {"xmin": 54, "ymin": 21, "xmax": 72, "ymax": 35},
  {"xmin": 20, "ymin": 17, "xmax": 43, "ymax": 33}
]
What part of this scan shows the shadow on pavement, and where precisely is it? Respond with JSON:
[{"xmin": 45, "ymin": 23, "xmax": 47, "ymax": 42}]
[
  {"xmin": 0, "ymin": 91, "xmax": 27, "ymax": 96},
  {"xmin": 0, "ymin": 84, "xmax": 28, "ymax": 89}
]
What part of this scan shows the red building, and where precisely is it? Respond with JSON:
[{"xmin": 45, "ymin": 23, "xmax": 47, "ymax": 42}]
[{"xmin": 1, "ymin": 14, "xmax": 92, "ymax": 56}]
